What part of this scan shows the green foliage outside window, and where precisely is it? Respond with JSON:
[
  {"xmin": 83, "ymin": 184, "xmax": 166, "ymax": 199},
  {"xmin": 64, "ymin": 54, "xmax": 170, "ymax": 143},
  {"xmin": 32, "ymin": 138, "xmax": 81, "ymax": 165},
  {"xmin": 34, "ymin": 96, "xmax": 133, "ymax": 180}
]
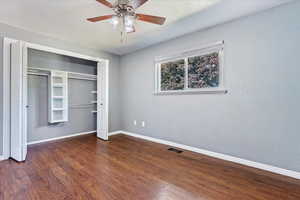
[
  {"xmin": 188, "ymin": 52, "xmax": 219, "ymax": 89},
  {"xmin": 160, "ymin": 59, "xmax": 185, "ymax": 91},
  {"xmin": 159, "ymin": 52, "xmax": 220, "ymax": 91}
]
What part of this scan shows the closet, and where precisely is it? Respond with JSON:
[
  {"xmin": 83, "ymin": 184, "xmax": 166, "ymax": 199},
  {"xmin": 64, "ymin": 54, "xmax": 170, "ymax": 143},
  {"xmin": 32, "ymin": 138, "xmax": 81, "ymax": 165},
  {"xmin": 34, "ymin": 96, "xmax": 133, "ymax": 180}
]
[
  {"xmin": 27, "ymin": 48, "xmax": 100, "ymax": 142},
  {"xmin": 7, "ymin": 40, "xmax": 109, "ymax": 162}
]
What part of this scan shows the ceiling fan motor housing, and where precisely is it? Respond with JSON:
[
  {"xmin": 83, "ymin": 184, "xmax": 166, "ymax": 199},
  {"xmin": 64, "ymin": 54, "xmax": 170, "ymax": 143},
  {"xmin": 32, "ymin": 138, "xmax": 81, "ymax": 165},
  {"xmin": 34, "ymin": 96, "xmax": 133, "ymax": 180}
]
[
  {"xmin": 115, "ymin": 0, "xmax": 130, "ymax": 6},
  {"xmin": 113, "ymin": 0, "xmax": 136, "ymax": 17}
]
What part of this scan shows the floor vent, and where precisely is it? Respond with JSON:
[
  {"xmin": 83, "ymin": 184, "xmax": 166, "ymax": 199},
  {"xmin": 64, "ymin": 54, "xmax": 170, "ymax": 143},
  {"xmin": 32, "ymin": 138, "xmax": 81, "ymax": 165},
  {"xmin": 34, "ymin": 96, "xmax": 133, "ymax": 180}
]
[{"xmin": 168, "ymin": 148, "xmax": 183, "ymax": 154}]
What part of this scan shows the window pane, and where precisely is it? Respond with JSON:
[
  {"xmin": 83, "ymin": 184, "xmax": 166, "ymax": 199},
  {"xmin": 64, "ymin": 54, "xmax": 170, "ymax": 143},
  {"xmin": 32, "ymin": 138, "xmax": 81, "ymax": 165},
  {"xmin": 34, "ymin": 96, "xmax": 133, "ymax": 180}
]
[
  {"xmin": 160, "ymin": 59, "xmax": 185, "ymax": 91},
  {"xmin": 188, "ymin": 52, "xmax": 220, "ymax": 89}
]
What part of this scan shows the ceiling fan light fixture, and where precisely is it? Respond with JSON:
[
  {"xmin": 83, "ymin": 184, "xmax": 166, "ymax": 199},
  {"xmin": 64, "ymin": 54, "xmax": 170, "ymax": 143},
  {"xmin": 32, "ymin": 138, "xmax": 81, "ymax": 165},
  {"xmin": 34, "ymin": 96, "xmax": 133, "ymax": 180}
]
[
  {"xmin": 110, "ymin": 15, "xmax": 119, "ymax": 27},
  {"xmin": 88, "ymin": 0, "xmax": 166, "ymax": 43},
  {"xmin": 125, "ymin": 25, "xmax": 134, "ymax": 33},
  {"xmin": 124, "ymin": 15, "xmax": 135, "ymax": 26}
]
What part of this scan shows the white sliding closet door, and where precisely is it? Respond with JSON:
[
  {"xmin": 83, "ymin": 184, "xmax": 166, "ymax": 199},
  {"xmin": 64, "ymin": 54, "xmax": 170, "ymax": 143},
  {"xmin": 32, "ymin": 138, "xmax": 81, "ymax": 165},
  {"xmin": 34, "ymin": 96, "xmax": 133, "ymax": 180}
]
[
  {"xmin": 97, "ymin": 60, "xmax": 109, "ymax": 140},
  {"xmin": 10, "ymin": 41, "xmax": 28, "ymax": 161}
]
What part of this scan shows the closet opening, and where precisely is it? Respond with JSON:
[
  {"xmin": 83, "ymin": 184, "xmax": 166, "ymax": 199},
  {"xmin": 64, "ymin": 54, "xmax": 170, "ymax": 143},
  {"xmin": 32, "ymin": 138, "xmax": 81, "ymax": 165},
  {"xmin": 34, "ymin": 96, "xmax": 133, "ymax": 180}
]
[{"xmin": 4, "ymin": 39, "xmax": 109, "ymax": 162}]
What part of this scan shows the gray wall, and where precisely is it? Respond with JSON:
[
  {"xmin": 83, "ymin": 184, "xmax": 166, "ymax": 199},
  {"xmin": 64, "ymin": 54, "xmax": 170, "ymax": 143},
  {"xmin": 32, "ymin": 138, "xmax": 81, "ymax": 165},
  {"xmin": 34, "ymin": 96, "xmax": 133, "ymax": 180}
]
[
  {"xmin": 0, "ymin": 23, "xmax": 121, "ymax": 155},
  {"xmin": 120, "ymin": 2, "xmax": 300, "ymax": 172},
  {"xmin": 27, "ymin": 49, "xmax": 98, "ymax": 142},
  {"xmin": 28, "ymin": 49, "xmax": 98, "ymax": 75}
]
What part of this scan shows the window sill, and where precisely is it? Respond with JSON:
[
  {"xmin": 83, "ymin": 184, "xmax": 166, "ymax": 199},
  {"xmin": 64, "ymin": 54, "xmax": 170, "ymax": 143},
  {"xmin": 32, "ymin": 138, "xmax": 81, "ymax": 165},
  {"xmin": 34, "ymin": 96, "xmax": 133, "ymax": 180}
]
[{"xmin": 154, "ymin": 89, "xmax": 228, "ymax": 96}]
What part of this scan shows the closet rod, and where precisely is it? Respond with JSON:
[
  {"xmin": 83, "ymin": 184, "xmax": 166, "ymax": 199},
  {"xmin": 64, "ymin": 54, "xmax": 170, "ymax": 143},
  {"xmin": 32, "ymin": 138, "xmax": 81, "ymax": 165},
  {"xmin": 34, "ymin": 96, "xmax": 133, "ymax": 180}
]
[
  {"xmin": 27, "ymin": 71, "xmax": 97, "ymax": 81},
  {"xmin": 69, "ymin": 103, "xmax": 95, "ymax": 107},
  {"xmin": 27, "ymin": 67, "xmax": 97, "ymax": 79},
  {"xmin": 28, "ymin": 72, "xmax": 48, "ymax": 77},
  {"xmin": 69, "ymin": 77, "xmax": 97, "ymax": 81}
]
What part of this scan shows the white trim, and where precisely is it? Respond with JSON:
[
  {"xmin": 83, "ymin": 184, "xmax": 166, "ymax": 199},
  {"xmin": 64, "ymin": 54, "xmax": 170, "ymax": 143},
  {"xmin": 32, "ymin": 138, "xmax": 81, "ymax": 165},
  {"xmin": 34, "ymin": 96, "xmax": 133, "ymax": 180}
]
[
  {"xmin": 154, "ymin": 89, "xmax": 228, "ymax": 95},
  {"xmin": 109, "ymin": 131, "xmax": 122, "ymax": 136},
  {"xmin": 2, "ymin": 38, "xmax": 18, "ymax": 160},
  {"xmin": 0, "ymin": 155, "xmax": 5, "ymax": 161},
  {"xmin": 112, "ymin": 131, "xmax": 300, "ymax": 180},
  {"xmin": 27, "ymin": 131, "xmax": 97, "ymax": 145},
  {"xmin": 22, "ymin": 42, "xmax": 28, "ymax": 161},
  {"xmin": 24, "ymin": 42, "xmax": 102, "ymax": 62}
]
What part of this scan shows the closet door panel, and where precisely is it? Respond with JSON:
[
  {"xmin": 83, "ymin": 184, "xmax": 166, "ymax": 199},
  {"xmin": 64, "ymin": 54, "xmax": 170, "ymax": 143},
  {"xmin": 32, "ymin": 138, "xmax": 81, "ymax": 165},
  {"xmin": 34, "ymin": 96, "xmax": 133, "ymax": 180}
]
[
  {"xmin": 10, "ymin": 41, "xmax": 27, "ymax": 161},
  {"xmin": 97, "ymin": 61, "xmax": 109, "ymax": 140}
]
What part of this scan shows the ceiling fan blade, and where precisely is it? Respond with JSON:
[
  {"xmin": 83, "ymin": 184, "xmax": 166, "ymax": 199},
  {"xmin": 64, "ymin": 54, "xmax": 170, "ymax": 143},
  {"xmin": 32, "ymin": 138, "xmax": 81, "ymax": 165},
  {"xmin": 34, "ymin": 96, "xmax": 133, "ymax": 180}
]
[
  {"xmin": 131, "ymin": 0, "xmax": 149, "ymax": 9},
  {"xmin": 136, "ymin": 14, "xmax": 166, "ymax": 25},
  {"xmin": 96, "ymin": 0, "xmax": 113, "ymax": 8},
  {"xmin": 87, "ymin": 15, "xmax": 114, "ymax": 22}
]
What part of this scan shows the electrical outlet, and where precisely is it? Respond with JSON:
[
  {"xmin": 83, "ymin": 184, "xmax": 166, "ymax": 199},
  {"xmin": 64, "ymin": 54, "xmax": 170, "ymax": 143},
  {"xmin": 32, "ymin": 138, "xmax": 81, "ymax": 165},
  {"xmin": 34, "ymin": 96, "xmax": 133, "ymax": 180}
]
[
  {"xmin": 133, "ymin": 120, "xmax": 137, "ymax": 126},
  {"xmin": 141, "ymin": 121, "xmax": 146, "ymax": 127}
]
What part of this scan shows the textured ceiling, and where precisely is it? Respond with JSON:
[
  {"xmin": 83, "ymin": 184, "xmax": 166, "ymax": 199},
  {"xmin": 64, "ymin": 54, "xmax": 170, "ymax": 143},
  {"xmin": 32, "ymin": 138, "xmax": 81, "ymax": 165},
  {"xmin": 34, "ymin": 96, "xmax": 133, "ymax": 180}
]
[{"xmin": 0, "ymin": 0, "xmax": 294, "ymax": 55}]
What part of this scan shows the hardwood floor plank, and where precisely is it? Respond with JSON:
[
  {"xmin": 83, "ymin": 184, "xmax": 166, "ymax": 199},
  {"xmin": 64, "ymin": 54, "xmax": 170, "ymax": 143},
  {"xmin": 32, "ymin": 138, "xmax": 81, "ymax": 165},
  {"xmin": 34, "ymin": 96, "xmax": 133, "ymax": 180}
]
[{"xmin": 0, "ymin": 134, "xmax": 299, "ymax": 200}]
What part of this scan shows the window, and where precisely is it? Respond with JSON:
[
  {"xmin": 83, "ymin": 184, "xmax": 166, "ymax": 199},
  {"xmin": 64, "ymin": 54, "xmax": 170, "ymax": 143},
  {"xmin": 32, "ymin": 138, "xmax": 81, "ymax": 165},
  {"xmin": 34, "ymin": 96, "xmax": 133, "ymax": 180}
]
[
  {"xmin": 155, "ymin": 41, "xmax": 226, "ymax": 94},
  {"xmin": 160, "ymin": 59, "xmax": 185, "ymax": 91}
]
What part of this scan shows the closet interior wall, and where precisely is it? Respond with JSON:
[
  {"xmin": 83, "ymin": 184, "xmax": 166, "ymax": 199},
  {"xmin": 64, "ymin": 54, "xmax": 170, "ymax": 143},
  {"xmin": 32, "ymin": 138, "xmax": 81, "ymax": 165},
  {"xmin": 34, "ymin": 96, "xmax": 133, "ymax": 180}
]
[{"xmin": 27, "ymin": 49, "xmax": 98, "ymax": 143}]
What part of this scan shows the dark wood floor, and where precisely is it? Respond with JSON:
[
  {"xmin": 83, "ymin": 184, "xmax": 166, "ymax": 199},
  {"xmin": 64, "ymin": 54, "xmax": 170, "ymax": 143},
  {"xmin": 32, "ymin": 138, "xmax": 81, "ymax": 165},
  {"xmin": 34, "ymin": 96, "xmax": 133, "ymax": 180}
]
[{"xmin": 0, "ymin": 134, "xmax": 300, "ymax": 200}]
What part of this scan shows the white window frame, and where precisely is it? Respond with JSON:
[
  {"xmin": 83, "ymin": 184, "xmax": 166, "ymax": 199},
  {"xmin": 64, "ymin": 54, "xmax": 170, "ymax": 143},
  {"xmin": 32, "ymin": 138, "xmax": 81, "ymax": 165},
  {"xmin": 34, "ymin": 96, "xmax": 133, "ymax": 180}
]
[{"xmin": 155, "ymin": 41, "xmax": 227, "ymax": 95}]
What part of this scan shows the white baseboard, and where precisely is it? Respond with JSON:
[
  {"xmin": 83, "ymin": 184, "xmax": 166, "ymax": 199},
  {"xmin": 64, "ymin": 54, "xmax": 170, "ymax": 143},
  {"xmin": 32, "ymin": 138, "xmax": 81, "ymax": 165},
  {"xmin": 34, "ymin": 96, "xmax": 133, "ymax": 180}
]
[
  {"xmin": 109, "ymin": 130, "xmax": 300, "ymax": 180},
  {"xmin": 109, "ymin": 131, "xmax": 122, "ymax": 136},
  {"xmin": 0, "ymin": 155, "xmax": 4, "ymax": 162},
  {"xmin": 27, "ymin": 130, "xmax": 97, "ymax": 145}
]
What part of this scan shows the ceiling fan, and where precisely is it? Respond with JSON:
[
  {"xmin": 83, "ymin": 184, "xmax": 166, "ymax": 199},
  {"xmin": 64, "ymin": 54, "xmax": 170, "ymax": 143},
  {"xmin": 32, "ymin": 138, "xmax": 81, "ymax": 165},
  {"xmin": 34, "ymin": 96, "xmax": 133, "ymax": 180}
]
[{"xmin": 87, "ymin": 0, "xmax": 166, "ymax": 42}]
